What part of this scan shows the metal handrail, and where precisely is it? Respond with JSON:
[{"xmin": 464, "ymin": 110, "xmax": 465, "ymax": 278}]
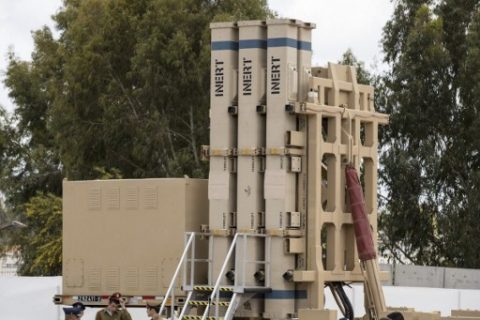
[
  {"xmin": 201, "ymin": 232, "xmax": 240, "ymax": 320},
  {"xmin": 236, "ymin": 233, "xmax": 270, "ymax": 289},
  {"xmin": 178, "ymin": 291, "xmax": 193, "ymax": 320},
  {"xmin": 159, "ymin": 232, "xmax": 196, "ymax": 317},
  {"xmin": 201, "ymin": 232, "xmax": 271, "ymax": 320},
  {"xmin": 223, "ymin": 292, "xmax": 238, "ymax": 320}
]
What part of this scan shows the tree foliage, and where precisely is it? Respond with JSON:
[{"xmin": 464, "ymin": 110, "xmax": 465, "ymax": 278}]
[
  {"xmin": 338, "ymin": 48, "xmax": 372, "ymax": 85},
  {"xmin": 379, "ymin": 0, "xmax": 480, "ymax": 267},
  {"xmin": 13, "ymin": 193, "xmax": 63, "ymax": 276},
  {"xmin": 1, "ymin": 0, "xmax": 273, "ymax": 275}
]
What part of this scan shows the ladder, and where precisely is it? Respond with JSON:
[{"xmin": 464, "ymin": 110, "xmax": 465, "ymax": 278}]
[
  {"xmin": 180, "ymin": 285, "xmax": 240, "ymax": 320},
  {"xmin": 160, "ymin": 232, "xmax": 271, "ymax": 320}
]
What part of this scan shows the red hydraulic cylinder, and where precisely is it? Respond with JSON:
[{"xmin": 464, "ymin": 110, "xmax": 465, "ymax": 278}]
[
  {"xmin": 345, "ymin": 164, "xmax": 387, "ymax": 319},
  {"xmin": 345, "ymin": 164, "xmax": 376, "ymax": 261}
]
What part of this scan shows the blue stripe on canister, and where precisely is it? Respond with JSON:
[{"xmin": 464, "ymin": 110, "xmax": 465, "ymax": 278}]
[
  {"xmin": 267, "ymin": 38, "xmax": 312, "ymax": 51},
  {"xmin": 267, "ymin": 37, "xmax": 298, "ymax": 49},
  {"xmin": 297, "ymin": 40, "xmax": 312, "ymax": 51},
  {"xmin": 239, "ymin": 39, "xmax": 267, "ymax": 49},
  {"xmin": 212, "ymin": 39, "xmax": 311, "ymax": 51},
  {"xmin": 211, "ymin": 41, "xmax": 239, "ymax": 51},
  {"xmin": 263, "ymin": 290, "xmax": 308, "ymax": 299}
]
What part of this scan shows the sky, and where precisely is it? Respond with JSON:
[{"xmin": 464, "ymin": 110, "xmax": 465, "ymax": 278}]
[
  {"xmin": 0, "ymin": 0, "xmax": 394, "ymax": 113},
  {"xmin": 268, "ymin": 0, "xmax": 394, "ymax": 68},
  {"xmin": 0, "ymin": 0, "xmax": 62, "ymax": 112}
]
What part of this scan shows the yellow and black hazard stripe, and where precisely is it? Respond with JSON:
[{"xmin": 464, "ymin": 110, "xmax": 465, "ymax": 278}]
[
  {"xmin": 182, "ymin": 316, "xmax": 222, "ymax": 320},
  {"xmin": 193, "ymin": 286, "xmax": 233, "ymax": 292},
  {"xmin": 193, "ymin": 286, "xmax": 214, "ymax": 291},
  {"xmin": 188, "ymin": 300, "xmax": 209, "ymax": 306},
  {"xmin": 188, "ymin": 300, "xmax": 230, "ymax": 306}
]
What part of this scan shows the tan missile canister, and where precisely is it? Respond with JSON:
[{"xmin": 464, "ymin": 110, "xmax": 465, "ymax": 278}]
[
  {"xmin": 264, "ymin": 19, "xmax": 302, "ymax": 319},
  {"xmin": 208, "ymin": 22, "xmax": 238, "ymax": 285},
  {"xmin": 235, "ymin": 20, "xmax": 267, "ymax": 317},
  {"xmin": 294, "ymin": 21, "xmax": 315, "ymax": 313}
]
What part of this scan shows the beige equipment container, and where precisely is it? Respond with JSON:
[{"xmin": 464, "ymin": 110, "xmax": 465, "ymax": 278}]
[{"xmin": 54, "ymin": 178, "xmax": 208, "ymax": 307}]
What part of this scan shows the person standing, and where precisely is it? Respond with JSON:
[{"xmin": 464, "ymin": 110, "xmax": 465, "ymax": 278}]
[
  {"xmin": 146, "ymin": 301, "xmax": 164, "ymax": 320},
  {"xmin": 95, "ymin": 292, "xmax": 132, "ymax": 320},
  {"xmin": 72, "ymin": 302, "xmax": 86, "ymax": 318},
  {"xmin": 63, "ymin": 306, "xmax": 83, "ymax": 320}
]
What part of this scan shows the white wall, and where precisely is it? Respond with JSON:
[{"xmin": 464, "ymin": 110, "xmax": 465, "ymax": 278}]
[
  {"xmin": 0, "ymin": 250, "xmax": 20, "ymax": 276},
  {"xmin": 1, "ymin": 277, "xmax": 480, "ymax": 320}
]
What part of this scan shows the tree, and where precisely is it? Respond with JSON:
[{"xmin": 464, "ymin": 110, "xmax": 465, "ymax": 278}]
[
  {"xmin": 3, "ymin": 38, "xmax": 63, "ymax": 212},
  {"xmin": 13, "ymin": 193, "xmax": 63, "ymax": 276},
  {"xmin": 338, "ymin": 48, "xmax": 372, "ymax": 85},
  {"xmin": 49, "ymin": 0, "xmax": 273, "ymax": 181},
  {"xmin": 379, "ymin": 0, "xmax": 480, "ymax": 267},
  {"xmin": 1, "ymin": 0, "xmax": 273, "ymax": 275}
]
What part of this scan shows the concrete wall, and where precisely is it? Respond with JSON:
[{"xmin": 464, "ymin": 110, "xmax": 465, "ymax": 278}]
[{"xmin": 380, "ymin": 263, "xmax": 480, "ymax": 290}]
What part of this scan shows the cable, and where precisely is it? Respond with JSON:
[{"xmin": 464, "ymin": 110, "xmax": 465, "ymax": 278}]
[{"xmin": 326, "ymin": 282, "xmax": 354, "ymax": 320}]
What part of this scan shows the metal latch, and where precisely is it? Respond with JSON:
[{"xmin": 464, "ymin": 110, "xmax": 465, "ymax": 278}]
[
  {"xmin": 289, "ymin": 156, "xmax": 302, "ymax": 173},
  {"xmin": 286, "ymin": 212, "xmax": 301, "ymax": 229}
]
